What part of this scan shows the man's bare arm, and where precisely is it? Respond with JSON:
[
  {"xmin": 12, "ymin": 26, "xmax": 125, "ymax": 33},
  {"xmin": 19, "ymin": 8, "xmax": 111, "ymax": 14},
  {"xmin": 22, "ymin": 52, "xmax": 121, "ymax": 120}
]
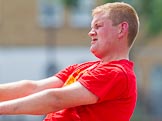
[
  {"xmin": 0, "ymin": 82, "xmax": 98, "ymax": 115},
  {"xmin": 0, "ymin": 76, "xmax": 64, "ymax": 102}
]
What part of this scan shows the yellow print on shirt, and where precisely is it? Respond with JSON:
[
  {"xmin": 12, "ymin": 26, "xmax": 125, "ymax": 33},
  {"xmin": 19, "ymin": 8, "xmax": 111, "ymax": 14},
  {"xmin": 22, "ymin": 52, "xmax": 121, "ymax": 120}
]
[{"xmin": 64, "ymin": 69, "xmax": 86, "ymax": 86}]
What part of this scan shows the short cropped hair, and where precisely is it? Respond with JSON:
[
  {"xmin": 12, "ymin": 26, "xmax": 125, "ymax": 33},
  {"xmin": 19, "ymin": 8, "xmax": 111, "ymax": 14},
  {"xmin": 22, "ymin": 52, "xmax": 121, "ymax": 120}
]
[{"xmin": 92, "ymin": 2, "xmax": 140, "ymax": 47}]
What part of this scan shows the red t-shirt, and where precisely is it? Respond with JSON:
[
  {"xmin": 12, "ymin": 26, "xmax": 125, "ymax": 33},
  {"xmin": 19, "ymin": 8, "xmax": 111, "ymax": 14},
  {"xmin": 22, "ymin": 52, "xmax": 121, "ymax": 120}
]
[{"xmin": 43, "ymin": 60, "xmax": 137, "ymax": 121}]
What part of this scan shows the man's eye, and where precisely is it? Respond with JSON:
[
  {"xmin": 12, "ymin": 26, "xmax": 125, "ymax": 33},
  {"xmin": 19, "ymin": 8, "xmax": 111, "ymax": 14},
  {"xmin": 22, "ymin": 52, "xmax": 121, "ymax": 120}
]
[
  {"xmin": 95, "ymin": 25, "xmax": 100, "ymax": 29},
  {"xmin": 95, "ymin": 24, "xmax": 102, "ymax": 29}
]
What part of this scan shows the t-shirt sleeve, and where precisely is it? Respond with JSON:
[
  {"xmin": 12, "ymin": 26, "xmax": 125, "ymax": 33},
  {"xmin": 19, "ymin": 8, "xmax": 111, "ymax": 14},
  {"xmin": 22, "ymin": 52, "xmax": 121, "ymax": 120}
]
[
  {"xmin": 55, "ymin": 64, "xmax": 78, "ymax": 83},
  {"xmin": 78, "ymin": 65, "xmax": 128, "ymax": 102}
]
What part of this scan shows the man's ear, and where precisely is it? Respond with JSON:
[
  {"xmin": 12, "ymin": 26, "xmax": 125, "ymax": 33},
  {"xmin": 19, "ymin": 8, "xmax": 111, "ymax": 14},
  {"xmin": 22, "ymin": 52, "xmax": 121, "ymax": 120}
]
[{"xmin": 118, "ymin": 22, "xmax": 129, "ymax": 39}]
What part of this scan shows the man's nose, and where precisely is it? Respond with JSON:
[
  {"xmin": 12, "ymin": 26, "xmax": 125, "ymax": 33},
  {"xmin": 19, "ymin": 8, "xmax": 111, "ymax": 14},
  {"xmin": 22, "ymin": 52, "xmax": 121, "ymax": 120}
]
[{"xmin": 88, "ymin": 29, "xmax": 96, "ymax": 37}]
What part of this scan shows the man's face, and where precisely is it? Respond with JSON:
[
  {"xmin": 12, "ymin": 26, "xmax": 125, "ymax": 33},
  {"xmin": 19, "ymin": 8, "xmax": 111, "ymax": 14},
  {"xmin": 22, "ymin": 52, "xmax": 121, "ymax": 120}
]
[{"xmin": 88, "ymin": 13, "xmax": 119, "ymax": 59}]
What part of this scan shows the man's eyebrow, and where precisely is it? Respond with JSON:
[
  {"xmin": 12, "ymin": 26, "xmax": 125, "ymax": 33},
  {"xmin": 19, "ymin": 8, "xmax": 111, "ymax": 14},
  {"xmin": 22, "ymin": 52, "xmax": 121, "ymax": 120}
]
[
  {"xmin": 91, "ymin": 20, "xmax": 103, "ymax": 28},
  {"xmin": 91, "ymin": 20, "xmax": 99, "ymax": 28}
]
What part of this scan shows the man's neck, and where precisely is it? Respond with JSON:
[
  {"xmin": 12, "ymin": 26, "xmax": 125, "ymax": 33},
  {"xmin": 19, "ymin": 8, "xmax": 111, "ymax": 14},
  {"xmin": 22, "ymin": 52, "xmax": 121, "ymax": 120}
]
[{"xmin": 100, "ymin": 53, "xmax": 129, "ymax": 63}]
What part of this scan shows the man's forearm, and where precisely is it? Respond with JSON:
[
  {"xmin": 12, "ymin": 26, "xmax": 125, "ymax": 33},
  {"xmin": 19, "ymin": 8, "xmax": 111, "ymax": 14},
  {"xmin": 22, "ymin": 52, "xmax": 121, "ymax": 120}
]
[
  {"xmin": 0, "ymin": 89, "xmax": 60, "ymax": 115},
  {"xmin": 0, "ymin": 80, "xmax": 37, "ymax": 102}
]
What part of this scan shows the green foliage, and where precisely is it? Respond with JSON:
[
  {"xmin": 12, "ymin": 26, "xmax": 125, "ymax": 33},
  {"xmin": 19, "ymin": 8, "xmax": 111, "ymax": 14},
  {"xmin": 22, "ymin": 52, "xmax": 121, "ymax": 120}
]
[
  {"xmin": 62, "ymin": 0, "xmax": 78, "ymax": 8},
  {"xmin": 103, "ymin": 0, "xmax": 134, "ymax": 4},
  {"xmin": 135, "ymin": 0, "xmax": 162, "ymax": 36},
  {"xmin": 103, "ymin": 0, "xmax": 119, "ymax": 3},
  {"xmin": 148, "ymin": 0, "xmax": 162, "ymax": 35}
]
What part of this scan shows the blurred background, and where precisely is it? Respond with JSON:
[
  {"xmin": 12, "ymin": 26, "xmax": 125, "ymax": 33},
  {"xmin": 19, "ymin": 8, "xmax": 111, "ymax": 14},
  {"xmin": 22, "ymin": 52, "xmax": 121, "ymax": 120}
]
[{"xmin": 0, "ymin": 0, "xmax": 162, "ymax": 121}]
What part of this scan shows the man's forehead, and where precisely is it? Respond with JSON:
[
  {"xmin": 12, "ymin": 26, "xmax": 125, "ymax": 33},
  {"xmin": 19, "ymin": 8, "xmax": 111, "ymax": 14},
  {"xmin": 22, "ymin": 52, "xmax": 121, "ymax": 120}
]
[
  {"xmin": 91, "ymin": 15, "xmax": 108, "ymax": 26},
  {"xmin": 91, "ymin": 15, "xmax": 104, "ymax": 24}
]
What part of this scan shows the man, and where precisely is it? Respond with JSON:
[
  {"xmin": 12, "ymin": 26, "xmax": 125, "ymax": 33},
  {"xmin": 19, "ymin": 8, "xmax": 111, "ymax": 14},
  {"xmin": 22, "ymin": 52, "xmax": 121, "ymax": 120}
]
[{"xmin": 0, "ymin": 2, "xmax": 140, "ymax": 121}]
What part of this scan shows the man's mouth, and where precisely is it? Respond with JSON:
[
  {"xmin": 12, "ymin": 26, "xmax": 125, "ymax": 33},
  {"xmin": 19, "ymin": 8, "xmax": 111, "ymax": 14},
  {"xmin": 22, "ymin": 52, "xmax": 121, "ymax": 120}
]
[
  {"xmin": 92, "ymin": 38, "xmax": 98, "ymax": 41},
  {"xmin": 91, "ymin": 38, "xmax": 98, "ymax": 44}
]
